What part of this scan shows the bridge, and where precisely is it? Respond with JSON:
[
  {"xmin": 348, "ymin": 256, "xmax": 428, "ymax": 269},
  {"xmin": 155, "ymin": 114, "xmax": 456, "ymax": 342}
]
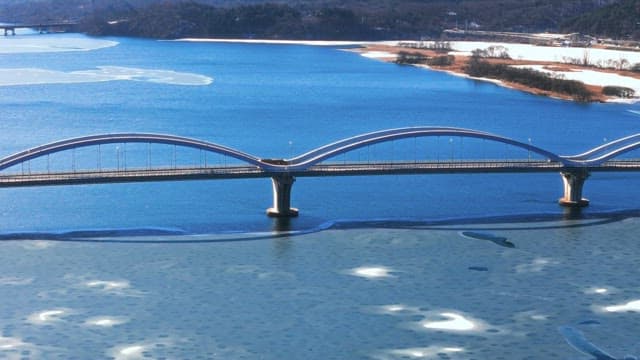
[
  {"xmin": 2, "ymin": 127, "xmax": 640, "ymax": 217},
  {"xmin": 0, "ymin": 21, "xmax": 78, "ymax": 36}
]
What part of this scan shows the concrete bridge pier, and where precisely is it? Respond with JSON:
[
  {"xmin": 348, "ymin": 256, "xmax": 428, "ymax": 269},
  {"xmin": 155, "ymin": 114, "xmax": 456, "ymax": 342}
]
[
  {"xmin": 267, "ymin": 174, "xmax": 299, "ymax": 217},
  {"xmin": 559, "ymin": 169, "xmax": 590, "ymax": 207}
]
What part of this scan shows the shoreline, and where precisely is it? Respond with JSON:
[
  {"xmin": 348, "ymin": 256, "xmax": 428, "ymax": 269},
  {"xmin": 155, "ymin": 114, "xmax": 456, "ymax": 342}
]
[
  {"xmin": 175, "ymin": 38, "xmax": 368, "ymax": 46},
  {"xmin": 176, "ymin": 37, "xmax": 640, "ymax": 103},
  {"xmin": 353, "ymin": 42, "xmax": 640, "ymax": 104}
]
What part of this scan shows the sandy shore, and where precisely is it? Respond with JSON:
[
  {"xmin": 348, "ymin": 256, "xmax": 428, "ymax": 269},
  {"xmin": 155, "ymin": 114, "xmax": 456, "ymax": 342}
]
[{"xmin": 176, "ymin": 38, "xmax": 368, "ymax": 46}]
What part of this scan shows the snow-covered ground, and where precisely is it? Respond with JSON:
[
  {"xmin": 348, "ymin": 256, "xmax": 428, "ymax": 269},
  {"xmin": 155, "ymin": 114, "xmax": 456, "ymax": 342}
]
[
  {"xmin": 448, "ymin": 41, "xmax": 640, "ymax": 102},
  {"xmin": 358, "ymin": 40, "xmax": 640, "ymax": 102},
  {"xmin": 514, "ymin": 65, "xmax": 640, "ymax": 103},
  {"xmin": 449, "ymin": 41, "xmax": 640, "ymax": 65},
  {"xmin": 177, "ymin": 38, "xmax": 368, "ymax": 46}
]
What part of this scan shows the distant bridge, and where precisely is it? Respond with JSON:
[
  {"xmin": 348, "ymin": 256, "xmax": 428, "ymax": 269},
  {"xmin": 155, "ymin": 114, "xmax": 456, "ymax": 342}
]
[
  {"xmin": 0, "ymin": 21, "xmax": 78, "ymax": 36},
  {"xmin": 2, "ymin": 127, "xmax": 640, "ymax": 217}
]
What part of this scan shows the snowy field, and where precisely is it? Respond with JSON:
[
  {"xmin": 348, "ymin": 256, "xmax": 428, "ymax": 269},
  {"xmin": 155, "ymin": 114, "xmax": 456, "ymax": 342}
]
[
  {"xmin": 450, "ymin": 41, "xmax": 640, "ymax": 103},
  {"xmin": 359, "ymin": 40, "xmax": 640, "ymax": 102}
]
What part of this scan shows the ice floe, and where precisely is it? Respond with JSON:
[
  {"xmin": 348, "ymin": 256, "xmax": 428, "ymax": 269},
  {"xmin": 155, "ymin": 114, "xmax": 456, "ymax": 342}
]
[
  {"xmin": 585, "ymin": 287, "xmax": 613, "ymax": 295},
  {"xmin": 0, "ymin": 277, "xmax": 33, "ymax": 285},
  {"xmin": 371, "ymin": 304, "xmax": 504, "ymax": 335},
  {"xmin": 111, "ymin": 344, "xmax": 145, "ymax": 359},
  {"xmin": 27, "ymin": 308, "xmax": 73, "ymax": 324},
  {"xmin": 84, "ymin": 316, "xmax": 129, "ymax": 327},
  {"xmin": 374, "ymin": 345, "xmax": 466, "ymax": 359},
  {"xmin": 515, "ymin": 257, "xmax": 558, "ymax": 273},
  {"xmin": 0, "ymin": 66, "xmax": 212, "ymax": 87},
  {"xmin": 0, "ymin": 34, "xmax": 118, "ymax": 54},
  {"xmin": 84, "ymin": 279, "xmax": 144, "ymax": 297},
  {"xmin": 604, "ymin": 299, "xmax": 640, "ymax": 313},
  {"xmin": 108, "ymin": 339, "xmax": 175, "ymax": 360},
  {"xmin": 19, "ymin": 240, "xmax": 56, "ymax": 250},
  {"xmin": 422, "ymin": 312, "xmax": 478, "ymax": 331},
  {"xmin": 346, "ymin": 265, "xmax": 396, "ymax": 279}
]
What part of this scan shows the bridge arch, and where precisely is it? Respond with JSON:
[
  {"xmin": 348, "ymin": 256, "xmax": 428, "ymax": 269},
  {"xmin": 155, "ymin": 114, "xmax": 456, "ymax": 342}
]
[
  {"xmin": 0, "ymin": 133, "xmax": 269, "ymax": 172},
  {"xmin": 577, "ymin": 140, "xmax": 640, "ymax": 166},
  {"xmin": 285, "ymin": 127, "xmax": 570, "ymax": 170},
  {"xmin": 563, "ymin": 133, "xmax": 640, "ymax": 161}
]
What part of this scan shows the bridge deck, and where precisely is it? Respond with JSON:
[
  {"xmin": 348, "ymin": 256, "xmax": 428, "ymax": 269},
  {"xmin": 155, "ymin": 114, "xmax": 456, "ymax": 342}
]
[
  {"xmin": 0, "ymin": 22, "xmax": 78, "ymax": 29},
  {"xmin": 3, "ymin": 160, "xmax": 639, "ymax": 188}
]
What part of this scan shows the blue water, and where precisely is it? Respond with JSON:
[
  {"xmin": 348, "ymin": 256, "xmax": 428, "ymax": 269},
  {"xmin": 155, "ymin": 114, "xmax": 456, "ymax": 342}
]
[
  {"xmin": 0, "ymin": 34, "xmax": 639, "ymax": 359},
  {"xmin": 1, "ymin": 35, "xmax": 640, "ymax": 234}
]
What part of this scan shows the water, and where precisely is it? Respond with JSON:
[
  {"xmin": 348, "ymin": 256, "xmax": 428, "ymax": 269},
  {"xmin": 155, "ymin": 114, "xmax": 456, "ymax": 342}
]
[{"xmin": 0, "ymin": 33, "xmax": 639, "ymax": 359}]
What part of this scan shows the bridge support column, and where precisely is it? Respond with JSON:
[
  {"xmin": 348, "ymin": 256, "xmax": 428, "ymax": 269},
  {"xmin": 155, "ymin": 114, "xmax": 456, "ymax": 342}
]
[
  {"xmin": 559, "ymin": 169, "xmax": 590, "ymax": 207},
  {"xmin": 267, "ymin": 174, "xmax": 299, "ymax": 217}
]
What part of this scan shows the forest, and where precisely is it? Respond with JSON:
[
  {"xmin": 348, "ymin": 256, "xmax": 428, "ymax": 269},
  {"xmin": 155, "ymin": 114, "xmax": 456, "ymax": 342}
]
[
  {"xmin": 0, "ymin": 0, "xmax": 637, "ymax": 41},
  {"xmin": 561, "ymin": 0, "xmax": 640, "ymax": 40}
]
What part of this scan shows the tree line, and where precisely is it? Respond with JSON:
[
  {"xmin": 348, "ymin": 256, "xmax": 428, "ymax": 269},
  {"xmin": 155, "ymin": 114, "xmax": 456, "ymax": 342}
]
[
  {"xmin": 1, "ymin": 0, "xmax": 634, "ymax": 40},
  {"xmin": 561, "ymin": 0, "xmax": 640, "ymax": 40},
  {"xmin": 464, "ymin": 56, "xmax": 594, "ymax": 102}
]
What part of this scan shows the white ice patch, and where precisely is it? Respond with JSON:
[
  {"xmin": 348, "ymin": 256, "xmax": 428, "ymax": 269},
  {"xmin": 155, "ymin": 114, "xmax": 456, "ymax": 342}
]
[
  {"xmin": 84, "ymin": 279, "xmax": 143, "ymax": 297},
  {"xmin": 422, "ymin": 312, "xmax": 477, "ymax": 331},
  {"xmin": 0, "ymin": 66, "xmax": 213, "ymax": 87},
  {"xmin": 513, "ymin": 310, "xmax": 550, "ymax": 322},
  {"xmin": 382, "ymin": 304, "xmax": 413, "ymax": 313},
  {"xmin": 86, "ymin": 280, "xmax": 130, "ymax": 291},
  {"xmin": 20, "ymin": 240, "xmax": 56, "ymax": 250},
  {"xmin": 585, "ymin": 287, "xmax": 612, "ymax": 295},
  {"xmin": 603, "ymin": 299, "xmax": 640, "ymax": 313},
  {"xmin": 346, "ymin": 266, "xmax": 395, "ymax": 279},
  {"xmin": 369, "ymin": 304, "xmax": 422, "ymax": 316},
  {"xmin": 108, "ymin": 339, "xmax": 174, "ymax": 360},
  {"xmin": 0, "ymin": 277, "xmax": 33, "ymax": 285},
  {"xmin": 372, "ymin": 305, "xmax": 503, "ymax": 335},
  {"xmin": 27, "ymin": 308, "xmax": 72, "ymax": 324},
  {"xmin": 515, "ymin": 257, "xmax": 558, "ymax": 273},
  {"xmin": 0, "ymin": 35, "xmax": 118, "ymax": 54},
  {"xmin": 377, "ymin": 346, "xmax": 465, "ymax": 359},
  {"xmin": 0, "ymin": 336, "xmax": 27, "ymax": 349},
  {"xmin": 113, "ymin": 344, "xmax": 145, "ymax": 359},
  {"xmin": 85, "ymin": 316, "xmax": 129, "ymax": 327}
]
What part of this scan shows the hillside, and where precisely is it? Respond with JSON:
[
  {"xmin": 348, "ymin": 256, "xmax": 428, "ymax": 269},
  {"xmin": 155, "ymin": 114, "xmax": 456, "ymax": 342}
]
[
  {"xmin": 0, "ymin": 0, "xmax": 631, "ymax": 40},
  {"xmin": 561, "ymin": 0, "xmax": 640, "ymax": 40}
]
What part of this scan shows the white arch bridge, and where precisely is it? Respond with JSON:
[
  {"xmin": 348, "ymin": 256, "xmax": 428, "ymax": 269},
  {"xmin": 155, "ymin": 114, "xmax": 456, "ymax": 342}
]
[{"xmin": 2, "ymin": 127, "xmax": 640, "ymax": 217}]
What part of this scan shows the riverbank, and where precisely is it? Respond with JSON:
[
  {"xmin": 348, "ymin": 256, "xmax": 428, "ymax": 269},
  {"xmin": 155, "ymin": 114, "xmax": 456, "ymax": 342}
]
[
  {"xmin": 354, "ymin": 42, "xmax": 640, "ymax": 103},
  {"xmin": 176, "ymin": 37, "xmax": 640, "ymax": 103}
]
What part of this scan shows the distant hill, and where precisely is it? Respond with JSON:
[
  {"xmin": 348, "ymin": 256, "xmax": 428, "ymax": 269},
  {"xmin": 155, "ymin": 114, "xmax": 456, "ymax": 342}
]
[
  {"xmin": 561, "ymin": 0, "xmax": 640, "ymax": 40},
  {"xmin": 0, "ymin": 0, "xmax": 631, "ymax": 40}
]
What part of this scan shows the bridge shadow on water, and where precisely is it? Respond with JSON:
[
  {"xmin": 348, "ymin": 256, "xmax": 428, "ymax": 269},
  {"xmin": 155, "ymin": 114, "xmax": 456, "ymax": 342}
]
[{"xmin": 0, "ymin": 207, "xmax": 638, "ymax": 245}]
